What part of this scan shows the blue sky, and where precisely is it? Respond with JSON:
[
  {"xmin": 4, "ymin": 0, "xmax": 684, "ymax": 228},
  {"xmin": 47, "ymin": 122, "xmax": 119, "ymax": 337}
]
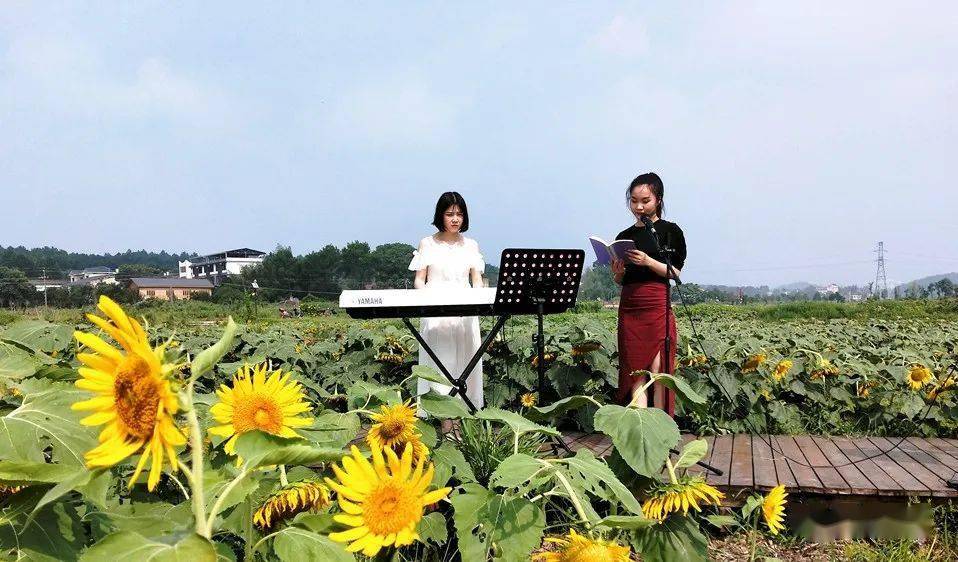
[{"xmin": 2, "ymin": 2, "xmax": 956, "ymax": 287}]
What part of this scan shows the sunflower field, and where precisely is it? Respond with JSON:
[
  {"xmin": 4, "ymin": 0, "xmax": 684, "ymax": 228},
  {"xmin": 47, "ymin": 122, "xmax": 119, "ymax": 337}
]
[{"xmin": 0, "ymin": 297, "xmax": 955, "ymax": 561}]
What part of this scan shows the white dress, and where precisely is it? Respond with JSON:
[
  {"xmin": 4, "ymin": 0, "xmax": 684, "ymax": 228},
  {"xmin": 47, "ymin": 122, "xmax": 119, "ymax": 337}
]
[{"xmin": 408, "ymin": 234, "xmax": 485, "ymax": 410}]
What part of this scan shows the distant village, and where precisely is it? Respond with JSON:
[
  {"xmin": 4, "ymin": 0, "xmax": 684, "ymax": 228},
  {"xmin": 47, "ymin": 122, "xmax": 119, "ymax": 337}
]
[{"xmin": 28, "ymin": 248, "xmax": 266, "ymax": 301}]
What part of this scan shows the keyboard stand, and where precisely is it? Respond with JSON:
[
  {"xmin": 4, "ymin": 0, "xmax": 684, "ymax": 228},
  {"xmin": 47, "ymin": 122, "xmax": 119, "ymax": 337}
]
[{"xmin": 402, "ymin": 314, "xmax": 510, "ymax": 415}]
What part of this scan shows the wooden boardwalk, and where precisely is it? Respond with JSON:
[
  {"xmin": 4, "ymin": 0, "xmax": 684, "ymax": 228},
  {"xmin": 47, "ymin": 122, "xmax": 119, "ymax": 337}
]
[{"xmin": 563, "ymin": 433, "xmax": 958, "ymax": 499}]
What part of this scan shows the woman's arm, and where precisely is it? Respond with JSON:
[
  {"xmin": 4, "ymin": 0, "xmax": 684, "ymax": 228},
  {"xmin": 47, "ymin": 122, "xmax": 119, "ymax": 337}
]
[
  {"xmin": 611, "ymin": 258, "xmax": 625, "ymax": 285},
  {"xmin": 470, "ymin": 267, "xmax": 482, "ymax": 288},
  {"xmin": 624, "ymin": 250, "xmax": 681, "ymax": 279}
]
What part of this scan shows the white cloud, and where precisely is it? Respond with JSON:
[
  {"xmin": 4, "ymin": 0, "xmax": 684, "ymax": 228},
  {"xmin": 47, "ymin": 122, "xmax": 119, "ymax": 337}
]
[
  {"xmin": 593, "ymin": 15, "xmax": 649, "ymax": 57},
  {"xmin": 2, "ymin": 34, "xmax": 236, "ymax": 128},
  {"xmin": 321, "ymin": 72, "xmax": 466, "ymax": 149}
]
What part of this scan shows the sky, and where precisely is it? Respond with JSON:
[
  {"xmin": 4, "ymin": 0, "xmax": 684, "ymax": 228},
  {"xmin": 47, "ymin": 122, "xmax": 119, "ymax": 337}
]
[{"xmin": 1, "ymin": 2, "xmax": 956, "ymax": 288}]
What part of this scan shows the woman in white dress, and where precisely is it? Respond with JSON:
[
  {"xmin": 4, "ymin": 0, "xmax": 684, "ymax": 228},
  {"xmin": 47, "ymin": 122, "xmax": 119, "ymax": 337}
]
[{"xmin": 409, "ymin": 192, "xmax": 485, "ymax": 412}]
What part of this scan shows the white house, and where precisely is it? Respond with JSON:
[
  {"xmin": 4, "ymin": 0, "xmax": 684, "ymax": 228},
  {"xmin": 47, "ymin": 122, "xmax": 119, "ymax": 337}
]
[
  {"xmin": 68, "ymin": 266, "xmax": 117, "ymax": 283},
  {"xmin": 179, "ymin": 248, "xmax": 265, "ymax": 285}
]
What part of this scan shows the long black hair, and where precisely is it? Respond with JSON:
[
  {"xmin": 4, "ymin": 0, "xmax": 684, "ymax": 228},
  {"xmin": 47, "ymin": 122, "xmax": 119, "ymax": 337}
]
[
  {"xmin": 626, "ymin": 172, "xmax": 664, "ymax": 217},
  {"xmin": 432, "ymin": 191, "xmax": 470, "ymax": 232}
]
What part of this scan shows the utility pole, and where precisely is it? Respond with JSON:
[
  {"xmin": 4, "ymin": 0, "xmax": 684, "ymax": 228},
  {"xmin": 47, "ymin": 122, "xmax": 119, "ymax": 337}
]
[
  {"xmin": 41, "ymin": 268, "xmax": 48, "ymax": 308},
  {"xmin": 873, "ymin": 242, "xmax": 888, "ymax": 299}
]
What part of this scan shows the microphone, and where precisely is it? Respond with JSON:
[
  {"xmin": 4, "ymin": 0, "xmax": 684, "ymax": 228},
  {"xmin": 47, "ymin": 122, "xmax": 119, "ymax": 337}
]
[{"xmin": 639, "ymin": 215, "xmax": 660, "ymax": 250}]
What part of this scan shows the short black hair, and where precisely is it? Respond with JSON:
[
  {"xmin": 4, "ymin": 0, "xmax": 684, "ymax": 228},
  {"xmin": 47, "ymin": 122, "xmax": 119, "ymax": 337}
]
[
  {"xmin": 432, "ymin": 191, "xmax": 470, "ymax": 232},
  {"xmin": 626, "ymin": 172, "xmax": 665, "ymax": 216}
]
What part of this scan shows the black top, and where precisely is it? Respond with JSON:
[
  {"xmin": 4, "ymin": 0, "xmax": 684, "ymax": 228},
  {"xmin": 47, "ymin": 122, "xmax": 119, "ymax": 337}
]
[{"xmin": 615, "ymin": 219, "xmax": 687, "ymax": 286}]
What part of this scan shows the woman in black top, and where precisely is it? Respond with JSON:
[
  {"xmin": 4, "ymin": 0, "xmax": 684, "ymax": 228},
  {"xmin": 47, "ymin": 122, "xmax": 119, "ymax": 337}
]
[{"xmin": 611, "ymin": 172, "xmax": 686, "ymax": 415}]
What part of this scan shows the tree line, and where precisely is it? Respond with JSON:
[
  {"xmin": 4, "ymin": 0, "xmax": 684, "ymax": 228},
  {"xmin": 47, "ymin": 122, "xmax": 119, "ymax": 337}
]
[{"xmin": 0, "ymin": 246, "xmax": 193, "ymax": 279}]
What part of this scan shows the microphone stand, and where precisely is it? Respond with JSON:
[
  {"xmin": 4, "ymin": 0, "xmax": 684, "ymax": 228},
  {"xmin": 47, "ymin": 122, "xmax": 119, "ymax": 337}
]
[{"xmin": 644, "ymin": 219, "xmax": 722, "ymax": 477}]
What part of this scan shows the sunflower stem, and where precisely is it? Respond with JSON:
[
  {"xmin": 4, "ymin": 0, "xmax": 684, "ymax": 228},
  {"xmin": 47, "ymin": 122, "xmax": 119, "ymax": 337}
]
[
  {"xmin": 279, "ymin": 464, "xmax": 289, "ymax": 487},
  {"xmin": 553, "ymin": 467, "xmax": 592, "ymax": 529},
  {"xmin": 748, "ymin": 510, "xmax": 759, "ymax": 562},
  {"xmin": 665, "ymin": 458, "xmax": 678, "ymax": 485},
  {"xmin": 207, "ymin": 464, "xmax": 251, "ymax": 531},
  {"xmin": 184, "ymin": 394, "xmax": 209, "ymax": 538}
]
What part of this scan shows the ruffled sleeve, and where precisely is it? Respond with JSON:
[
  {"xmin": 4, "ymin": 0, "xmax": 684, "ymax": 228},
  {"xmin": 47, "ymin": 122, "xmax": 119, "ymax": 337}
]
[
  {"xmin": 408, "ymin": 238, "xmax": 432, "ymax": 271},
  {"xmin": 468, "ymin": 239, "xmax": 485, "ymax": 272}
]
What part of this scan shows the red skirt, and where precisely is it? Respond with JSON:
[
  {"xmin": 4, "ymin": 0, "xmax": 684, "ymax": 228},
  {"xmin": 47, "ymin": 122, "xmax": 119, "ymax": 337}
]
[{"xmin": 615, "ymin": 282, "xmax": 677, "ymax": 416}]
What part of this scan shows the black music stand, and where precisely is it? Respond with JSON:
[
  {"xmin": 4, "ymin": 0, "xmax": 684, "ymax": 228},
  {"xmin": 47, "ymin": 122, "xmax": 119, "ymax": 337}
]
[{"xmin": 497, "ymin": 249, "xmax": 584, "ymax": 455}]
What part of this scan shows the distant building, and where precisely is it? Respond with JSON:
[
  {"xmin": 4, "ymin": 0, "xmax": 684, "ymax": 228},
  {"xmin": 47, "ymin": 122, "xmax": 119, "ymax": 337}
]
[
  {"xmin": 178, "ymin": 248, "xmax": 265, "ymax": 285},
  {"xmin": 819, "ymin": 283, "xmax": 840, "ymax": 295},
  {"xmin": 29, "ymin": 279, "xmax": 68, "ymax": 292},
  {"xmin": 68, "ymin": 266, "xmax": 117, "ymax": 283},
  {"xmin": 129, "ymin": 278, "xmax": 213, "ymax": 301}
]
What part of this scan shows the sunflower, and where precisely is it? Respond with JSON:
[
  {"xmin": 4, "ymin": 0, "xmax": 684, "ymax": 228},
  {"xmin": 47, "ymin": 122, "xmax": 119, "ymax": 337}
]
[
  {"xmin": 325, "ymin": 442, "xmax": 451, "ymax": 557},
  {"xmin": 907, "ymin": 365, "xmax": 933, "ymax": 391},
  {"xmin": 683, "ymin": 354, "xmax": 708, "ymax": 367},
  {"xmin": 741, "ymin": 353, "xmax": 767, "ymax": 374},
  {"xmin": 366, "ymin": 401, "xmax": 428, "ymax": 460},
  {"xmin": 531, "ymin": 353, "xmax": 556, "ymax": 368},
  {"xmin": 809, "ymin": 357, "xmax": 839, "ymax": 379},
  {"xmin": 208, "ymin": 363, "xmax": 313, "ymax": 456},
  {"xmin": 926, "ymin": 376, "xmax": 955, "ymax": 401},
  {"xmin": 571, "ymin": 342, "xmax": 602, "ymax": 358},
  {"xmin": 521, "ymin": 392, "xmax": 538, "ymax": 408},
  {"xmin": 71, "ymin": 296, "xmax": 185, "ymax": 491},
  {"xmin": 0, "ymin": 484, "xmax": 24, "ymax": 499},
  {"xmin": 762, "ymin": 484, "xmax": 788, "ymax": 535},
  {"xmin": 641, "ymin": 476, "xmax": 724, "ymax": 521},
  {"xmin": 771, "ymin": 359, "xmax": 793, "ymax": 382},
  {"xmin": 533, "ymin": 529, "xmax": 631, "ymax": 562},
  {"xmin": 253, "ymin": 480, "xmax": 331, "ymax": 529}
]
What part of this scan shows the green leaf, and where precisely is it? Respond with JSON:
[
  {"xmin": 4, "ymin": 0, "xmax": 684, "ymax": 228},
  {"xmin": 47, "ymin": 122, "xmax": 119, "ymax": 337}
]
[
  {"xmin": 654, "ymin": 373, "xmax": 707, "ymax": 405},
  {"xmin": 86, "ymin": 502, "xmax": 193, "ymax": 537},
  {"xmin": 593, "ymin": 405, "xmax": 679, "ymax": 478},
  {"xmin": 673, "ymin": 439, "xmax": 709, "ymax": 470},
  {"xmin": 346, "ymin": 380, "xmax": 400, "ymax": 410},
  {"xmin": 412, "ymin": 364, "xmax": 448, "ymax": 385},
  {"xmin": 489, "ymin": 454, "xmax": 549, "ymax": 491},
  {"xmin": 0, "ymin": 382, "xmax": 99, "ymax": 465},
  {"xmin": 0, "ymin": 345, "xmax": 40, "ymax": 382},
  {"xmin": 80, "ymin": 532, "xmax": 217, "ymax": 562},
  {"xmin": 419, "ymin": 390, "xmax": 472, "ymax": 419},
  {"xmin": 189, "ymin": 317, "xmax": 238, "ymax": 382},
  {"xmin": 525, "ymin": 395, "xmax": 601, "ymax": 423},
  {"xmin": 562, "ymin": 449, "xmax": 644, "ymax": 515},
  {"xmin": 298, "ymin": 412, "xmax": 360, "ymax": 450},
  {"xmin": 1, "ymin": 320, "xmax": 73, "ymax": 353},
  {"xmin": 450, "ymin": 484, "xmax": 545, "ymax": 562},
  {"xmin": 741, "ymin": 494, "xmax": 763, "ymax": 519},
  {"xmin": 416, "ymin": 419, "xmax": 438, "ymax": 448},
  {"xmin": 272, "ymin": 527, "xmax": 354, "ymax": 562},
  {"xmin": 704, "ymin": 514, "xmax": 739, "ymax": 529},
  {"xmin": 417, "ymin": 511, "xmax": 448, "ymax": 544},
  {"xmin": 474, "ymin": 407, "xmax": 560, "ymax": 438},
  {"xmin": 597, "ymin": 514, "xmax": 657, "ymax": 530},
  {"xmin": 432, "ymin": 440, "xmax": 476, "ymax": 487},
  {"xmin": 0, "ymin": 461, "xmax": 80, "ymax": 483},
  {"xmin": 630, "ymin": 515, "xmax": 709, "ymax": 562},
  {"xmin": 233, "ymin": 431, "xmax": 343, "ymax": 469}
]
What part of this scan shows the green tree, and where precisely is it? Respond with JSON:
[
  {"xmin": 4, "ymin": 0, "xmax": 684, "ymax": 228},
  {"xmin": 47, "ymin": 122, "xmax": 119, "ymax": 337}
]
[
  {"xmin": 579, "ymin": 265, "xmax": 618, "ymax": 301},
  {"xmin": 116, "ymin": 264, "xmax": 164, "ymax": 281},
  {"xmin": 369, "ymin": 243, "xmax": 416, "ymax": 288},
  {"xmin": 0, "ymin": 267, "xmax": 37, "ymax": 307},
  {"xmin": 340, "ymin": 241, "xmax": 372, "ymax": 289},
  {"xmin": 300, "ymin": 245, "xmax": 342, "ymax": 295}
]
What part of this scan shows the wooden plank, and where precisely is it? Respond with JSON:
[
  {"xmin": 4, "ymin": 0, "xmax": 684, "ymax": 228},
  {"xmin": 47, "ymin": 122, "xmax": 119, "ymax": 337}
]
[
  {"xmin": 794, "ymin": 435, "xmax": 847, "ymax": 492},
  {"xmin": 909, "ymin": 438, "xmax": 958, "ymax": 471},
  {"xmin": 869, "ymin": 437, "xmax": 950, "ymax": 494},
  {"xmin": 706, "ymin": 435, "xmax": 732, "ymax": 487},
  {"xmin": 766, "ymin": 435, "xmax": 797, "ymax": 489},
  {"xmin": 927, "ymin": 438, "xmax": 958, "ymax": 461},
  {"xmin": 814, "ymin": 437, "xmax": 875, "ymax": 495},
  {"xmin": 852, "ymin": 438, "xmax": 929, "ymax": 494},
  {"xmin": 751, "ymin": 434, "xmax": 778, "ymax": 489},
  {"xmin": 776, "ymin": 436, "xmax": 825, "ymax": 492},
  {"xmin": 832, "ymin": 436, "xmax": 901, "ymax": 494},
  {"xmin": 728, "ymin": 434, "xmax": 754, "ymax": 488}
]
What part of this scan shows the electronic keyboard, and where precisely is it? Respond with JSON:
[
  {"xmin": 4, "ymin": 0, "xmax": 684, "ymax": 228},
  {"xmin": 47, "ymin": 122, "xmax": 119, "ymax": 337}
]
[{"xmin": 339, "ymin": 288, "xmax": 497, "ymax": 319}]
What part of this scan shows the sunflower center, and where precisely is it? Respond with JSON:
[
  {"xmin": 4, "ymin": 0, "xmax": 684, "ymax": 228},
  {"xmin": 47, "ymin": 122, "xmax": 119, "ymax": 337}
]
[
  {"xmin": 378, "ymin": 417, "xmax": 407, "ymax": 440},
  {"xmin": 234, "ymin": 394, "xmax": 283, "ymax": 434},
  {"xmin": 113, "ymin": 355, "xmax": 161, "ymax": 439},
  {"xmin": 362, "ymin": 479, "xmax": 421, "ymax": 536}
]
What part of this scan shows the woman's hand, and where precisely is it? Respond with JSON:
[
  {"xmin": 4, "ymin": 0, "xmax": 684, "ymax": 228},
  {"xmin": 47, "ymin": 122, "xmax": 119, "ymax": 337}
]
[{"xmin": 625, "ymin": 249, "xmax": 649, "ymax": 267}]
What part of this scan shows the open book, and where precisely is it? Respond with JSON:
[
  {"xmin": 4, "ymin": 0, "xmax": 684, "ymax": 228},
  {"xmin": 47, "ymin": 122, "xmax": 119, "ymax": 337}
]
[{"xmin": 589, "ymin": 236, "xmax": 636, "ymax": 266}]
